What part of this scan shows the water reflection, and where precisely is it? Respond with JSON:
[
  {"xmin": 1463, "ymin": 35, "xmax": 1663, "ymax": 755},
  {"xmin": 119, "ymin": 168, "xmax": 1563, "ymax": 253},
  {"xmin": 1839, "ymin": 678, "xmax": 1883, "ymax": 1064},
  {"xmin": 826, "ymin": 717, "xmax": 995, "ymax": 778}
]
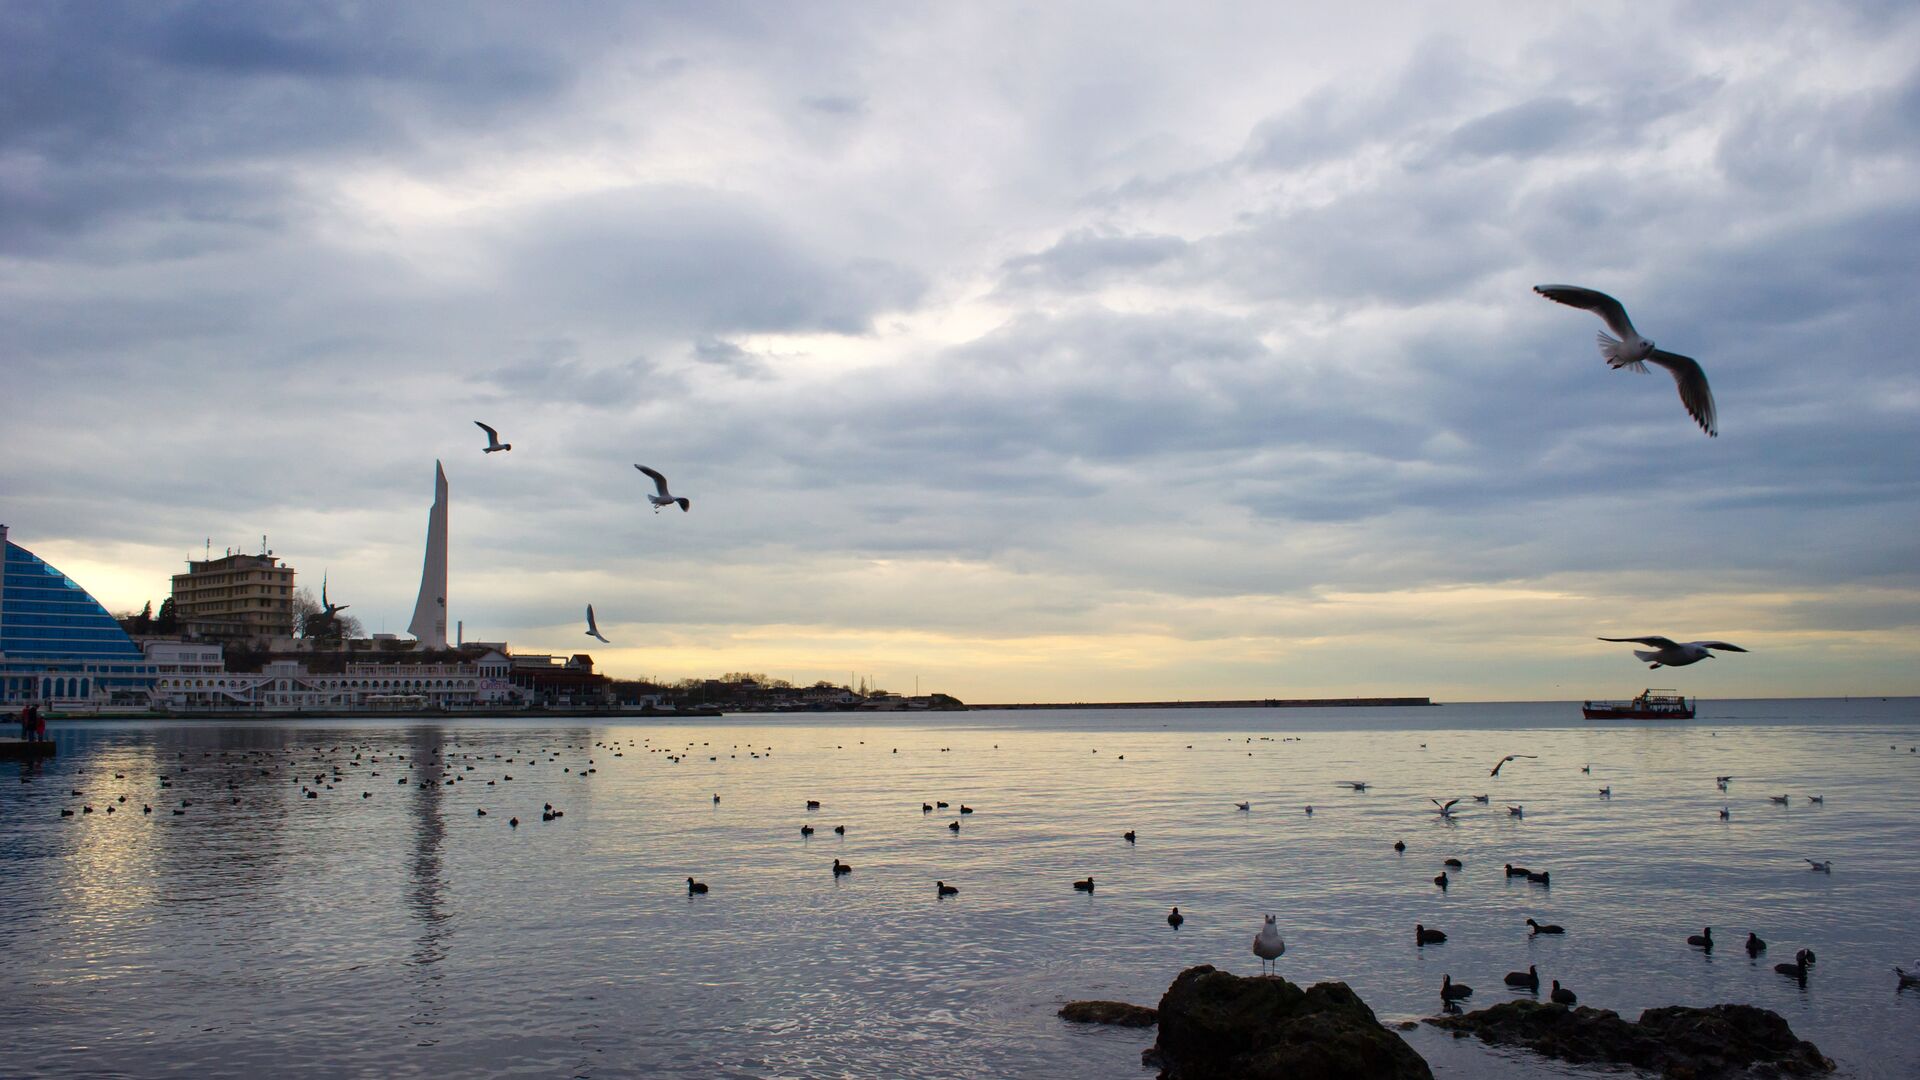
[
  {"xmin": 408, "ymin": 725, "xmax": 450, "ymax": 1044},
  {"xmin": 0, "ymin": 704, "xmax": 1915, "ymax": 1079}
]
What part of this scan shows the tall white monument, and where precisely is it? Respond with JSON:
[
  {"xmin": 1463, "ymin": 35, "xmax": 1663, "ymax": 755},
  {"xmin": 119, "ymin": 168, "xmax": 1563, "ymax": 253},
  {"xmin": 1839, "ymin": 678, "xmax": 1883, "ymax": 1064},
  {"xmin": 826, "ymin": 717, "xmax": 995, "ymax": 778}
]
[{"xmin": 407, "ymin": 460, "xmax": 449, "ymax": 649}]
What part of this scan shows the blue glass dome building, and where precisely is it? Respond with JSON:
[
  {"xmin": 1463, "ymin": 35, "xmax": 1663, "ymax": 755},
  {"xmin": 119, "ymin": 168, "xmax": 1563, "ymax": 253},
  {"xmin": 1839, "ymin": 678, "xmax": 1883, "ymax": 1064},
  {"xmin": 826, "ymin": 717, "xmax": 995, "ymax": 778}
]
[{"xmin": 1, "ymin": 525, "xmax": 155, "ymax": 708}]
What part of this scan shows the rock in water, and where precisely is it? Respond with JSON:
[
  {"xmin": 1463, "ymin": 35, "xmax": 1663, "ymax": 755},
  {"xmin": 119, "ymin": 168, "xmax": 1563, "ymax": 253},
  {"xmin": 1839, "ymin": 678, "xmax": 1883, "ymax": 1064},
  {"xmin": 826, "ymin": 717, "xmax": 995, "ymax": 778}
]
[
  {"xmin": 1059, "ymin": 1000, "xmax": 1158, "ymax": 1027},
  {"xmin": 1426, "ymin": 999, "xmax": 1832, "ymax": 1078},
  {"xmin": 1146, "ymin": 965, "xmax": 1432, "ymax": 1079}
]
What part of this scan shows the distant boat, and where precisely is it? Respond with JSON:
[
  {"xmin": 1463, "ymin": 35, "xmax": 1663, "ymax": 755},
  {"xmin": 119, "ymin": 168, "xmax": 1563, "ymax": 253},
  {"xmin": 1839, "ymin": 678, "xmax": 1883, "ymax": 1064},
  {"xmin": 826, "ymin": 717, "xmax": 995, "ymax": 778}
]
[{"xmin": 1583, "ymin": 689, "xmax": 1693, "ymax": 720}]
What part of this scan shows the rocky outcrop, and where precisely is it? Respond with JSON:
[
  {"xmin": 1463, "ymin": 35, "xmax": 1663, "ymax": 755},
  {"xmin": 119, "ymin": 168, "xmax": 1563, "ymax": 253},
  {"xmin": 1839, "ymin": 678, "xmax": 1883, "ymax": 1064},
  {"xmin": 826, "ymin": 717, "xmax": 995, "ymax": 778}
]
[
  {"xmin": 1427, "ymin": 999, "xmax": 1833, "ymax": 1079},
  {"xmin": 1059, "ymin": 1000, "xmax": 1158, "ymax": 1027},
  {"xmin": 1145, "ymin": 965, "xmax": 1432, "ymax": 1080}
]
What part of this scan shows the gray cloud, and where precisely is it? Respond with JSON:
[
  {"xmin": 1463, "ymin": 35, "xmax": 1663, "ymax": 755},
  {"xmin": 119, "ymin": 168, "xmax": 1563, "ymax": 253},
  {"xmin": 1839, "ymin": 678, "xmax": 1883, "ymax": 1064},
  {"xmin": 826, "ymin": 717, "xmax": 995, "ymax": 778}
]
[
  {"xmin": 4, "ymin": 3, "xmax": 1918, "ymax": 696},
  {"xmin": 499, "ymin": 186, "xmax": 928, "ymax": 336}
]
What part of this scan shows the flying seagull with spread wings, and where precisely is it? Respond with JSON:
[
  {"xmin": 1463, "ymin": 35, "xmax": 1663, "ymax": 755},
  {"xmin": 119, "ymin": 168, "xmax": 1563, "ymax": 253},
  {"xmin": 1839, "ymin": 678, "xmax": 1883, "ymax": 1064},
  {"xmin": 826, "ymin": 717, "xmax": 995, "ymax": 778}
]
[
  {"xmin": 474, "ymin": 421, "xmax": 511, "ymax": 453},
  {"xmin": 1534, "ymin": 285, "xmax": 1718, "ymax": 437},
  {"xmin": 1431, "ymin": 798, "xmax": 1461, "ymax": 818},
  {"xmin": 584, "ymin": 604, "xmax": 610, "ymax": 644},
  {"xmin": 1490, "ymin": 754, "xmax": 1537, "ymax": 777},
  {"xmin": 1598, "ymin": 635, "xmax": 1748, "ymax": 668},
  {"xmin": 634, "ymin": 465, "xmax": 690, "ymax": 512}
]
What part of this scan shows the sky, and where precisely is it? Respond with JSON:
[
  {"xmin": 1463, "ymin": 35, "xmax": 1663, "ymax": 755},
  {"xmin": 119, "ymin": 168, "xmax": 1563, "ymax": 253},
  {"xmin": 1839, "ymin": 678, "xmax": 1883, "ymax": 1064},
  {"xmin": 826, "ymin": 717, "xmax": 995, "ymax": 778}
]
[{"xmin": 4, "ymin": 2, "xmax": 1918, "ymax": 703}]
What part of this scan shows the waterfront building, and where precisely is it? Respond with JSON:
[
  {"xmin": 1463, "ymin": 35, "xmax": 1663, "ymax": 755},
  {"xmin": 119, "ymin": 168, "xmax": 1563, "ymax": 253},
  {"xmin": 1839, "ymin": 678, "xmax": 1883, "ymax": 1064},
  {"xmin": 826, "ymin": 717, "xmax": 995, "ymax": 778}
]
[
  {"xmin": 0, "ymin": 524, "xmax": 157, "ymax": 709},
  {"xmin": 508, "ymin": 653, "xmax": 613, "ymax": 707},
  {"xmin": 407, "ymin": 461, "xmax": 449, "ymax": 649},
  {"xmin": 150, "ymin": 658, "xmax": 516, "ymax": 712},
  {"xmin": 171, "ymin": 550, "xmax": 296, "ymax": 643}
]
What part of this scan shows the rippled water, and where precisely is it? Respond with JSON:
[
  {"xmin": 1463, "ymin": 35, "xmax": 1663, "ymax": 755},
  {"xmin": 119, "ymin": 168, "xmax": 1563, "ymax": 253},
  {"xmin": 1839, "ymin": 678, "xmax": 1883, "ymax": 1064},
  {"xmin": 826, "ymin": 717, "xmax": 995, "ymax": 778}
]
[{"xmin": 3, "ymin": 699, "xmax": 1917, "ymax": 1078}]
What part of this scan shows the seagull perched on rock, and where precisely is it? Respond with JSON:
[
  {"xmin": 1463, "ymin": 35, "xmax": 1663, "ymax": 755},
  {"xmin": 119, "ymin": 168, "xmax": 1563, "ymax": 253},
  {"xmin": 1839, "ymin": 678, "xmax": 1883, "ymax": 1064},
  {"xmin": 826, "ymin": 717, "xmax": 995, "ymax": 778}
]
[
  {"xmin": 1598, "ymin": 635, "xmax": 1747, "ymax": 668},
  {"xmin": 474, "ymin": 421, "xmax": 511, "ymax": 453},
  {"xmin": 1491, "ymin": 754, "xmax": 1537, "ymax": 777},
  {"xmin": 584, "ymin": 604, "xmax": 610, "ymax": 644},
  {"xmin": 634, "ymin": 465, "xmax": 690, "ymax": 512},
  {"xmin": 1534, "ymin": 284, "xmax": 1719, "ymax": 436},
  {"xmin": 1252, "ymin": 914, "xmax": 1286, "ymax": 973}
]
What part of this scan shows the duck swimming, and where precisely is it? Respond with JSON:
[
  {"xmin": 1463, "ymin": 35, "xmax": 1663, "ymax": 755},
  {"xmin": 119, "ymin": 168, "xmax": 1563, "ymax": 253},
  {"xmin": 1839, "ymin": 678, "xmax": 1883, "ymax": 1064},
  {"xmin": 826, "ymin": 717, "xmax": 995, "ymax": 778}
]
[
  {"xmin": 1440, "ymin": 974, "xmax": 1473, "ymax": 1001},
  {"xmin": 1688, "ymin": 927, "xmax": 1713, "ymax": 950},
  {"xmin": 1416, "ymin": 924, "xmax": 1447, "ymax": 945},
  {"xmin": 1504, "ymin": 965, "xmax": 1539, "ymax": 991},
  {"xmin": 1550, "ymin": 980, "xmax": 1577, "ymax": 1005},
  {"xmin": 1527, "ymin": 918, "xmax": 1565, "ymax": 935},
  {"xmin": 1775, "ymin": 949, "xmax": 1812, "ymax": 982}
]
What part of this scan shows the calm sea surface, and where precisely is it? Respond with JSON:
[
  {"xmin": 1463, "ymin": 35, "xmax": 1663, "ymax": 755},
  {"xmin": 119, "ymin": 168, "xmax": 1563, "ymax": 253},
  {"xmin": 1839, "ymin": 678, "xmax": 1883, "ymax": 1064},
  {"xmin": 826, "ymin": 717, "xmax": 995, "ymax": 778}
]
[{"xmin": 3, "ymin": 700, "xmax": 1917, "ymax": 1079}]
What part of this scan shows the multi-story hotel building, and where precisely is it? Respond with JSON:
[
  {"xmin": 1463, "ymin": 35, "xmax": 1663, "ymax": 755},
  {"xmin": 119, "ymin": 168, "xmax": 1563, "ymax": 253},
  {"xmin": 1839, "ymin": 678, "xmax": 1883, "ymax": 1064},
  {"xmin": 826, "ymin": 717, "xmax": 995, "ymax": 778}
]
[{"xmin": 171, "ymin": 551, "xmax": 296, "ymax": 643}]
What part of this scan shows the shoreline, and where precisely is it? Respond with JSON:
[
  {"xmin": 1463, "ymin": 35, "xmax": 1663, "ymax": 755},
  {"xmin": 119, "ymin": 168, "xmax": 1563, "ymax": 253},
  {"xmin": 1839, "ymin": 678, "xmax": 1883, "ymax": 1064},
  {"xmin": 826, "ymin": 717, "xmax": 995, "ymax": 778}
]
[{"xmin": 967, "ymin": 696, "xmax": 1436, "ymax": 710}]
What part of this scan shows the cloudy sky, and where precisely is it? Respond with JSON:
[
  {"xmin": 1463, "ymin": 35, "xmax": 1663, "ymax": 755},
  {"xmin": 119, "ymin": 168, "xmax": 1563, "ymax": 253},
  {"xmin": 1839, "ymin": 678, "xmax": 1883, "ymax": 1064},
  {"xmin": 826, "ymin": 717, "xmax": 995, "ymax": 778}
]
[{"xmin": 5, "ymin": 2, "xmax": 1918, "ymax": 702}]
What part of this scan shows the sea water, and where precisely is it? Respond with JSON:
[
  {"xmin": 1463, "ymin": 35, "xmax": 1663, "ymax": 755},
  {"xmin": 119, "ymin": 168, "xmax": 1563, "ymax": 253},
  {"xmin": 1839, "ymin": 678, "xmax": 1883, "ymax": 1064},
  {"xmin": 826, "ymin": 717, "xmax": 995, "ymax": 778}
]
[{"xmin": 2, "ymin": 699, "xmax": 1916, "ymax": 1078}]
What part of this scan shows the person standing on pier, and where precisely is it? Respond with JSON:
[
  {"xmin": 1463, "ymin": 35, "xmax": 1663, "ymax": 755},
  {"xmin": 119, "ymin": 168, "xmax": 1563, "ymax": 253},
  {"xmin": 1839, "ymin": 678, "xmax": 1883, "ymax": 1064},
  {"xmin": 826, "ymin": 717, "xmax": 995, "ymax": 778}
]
[{"xmin": 16, "ymin": 704, "xmax": 29, "ymax": 742}]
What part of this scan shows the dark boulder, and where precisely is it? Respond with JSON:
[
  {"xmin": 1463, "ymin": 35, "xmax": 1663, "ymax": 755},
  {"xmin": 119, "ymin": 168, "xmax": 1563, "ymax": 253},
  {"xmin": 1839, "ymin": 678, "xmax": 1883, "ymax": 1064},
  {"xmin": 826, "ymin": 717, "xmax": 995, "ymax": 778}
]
[
  {"xmin": 1146, "ymin": 965, "xmax": 1432, "ymax": 1080},
  {"xmin": 1426, "ymin": 999, "xmax": 1832, "ymax": 1079},
  {"xmin": 1059, "ymin": 1000, "xmax": 1158, "ymax": 1027}
]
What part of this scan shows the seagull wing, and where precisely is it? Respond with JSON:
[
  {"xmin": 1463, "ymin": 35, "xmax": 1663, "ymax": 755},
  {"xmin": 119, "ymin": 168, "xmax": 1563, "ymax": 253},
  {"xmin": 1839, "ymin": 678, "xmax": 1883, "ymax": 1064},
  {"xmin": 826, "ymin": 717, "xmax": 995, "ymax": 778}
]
[
  {"xmin": 585, "ymin": 604, "xmax": 601, "ymax": 635},
  {"xmin": 1647, "ymin": 349, "xmax": 1717, "ymax": 437},
  {"xmin": 475, "ymin": 421, "xmax": 500, "ymax": 446},
  {"xmin": 1691, "ymin": 641, "xmax": 1747, "ymax": 653},
  {"xmin": 1534, "ymin": 284, "xmax": 1638, "ymax": 339},
  {"xmin": 1598, "ymin": 635, "xmax": 1680, "ymax": 649},
  {"xmin": 634, "ymin": 464, "xmax": 670, "ymax": 497}
]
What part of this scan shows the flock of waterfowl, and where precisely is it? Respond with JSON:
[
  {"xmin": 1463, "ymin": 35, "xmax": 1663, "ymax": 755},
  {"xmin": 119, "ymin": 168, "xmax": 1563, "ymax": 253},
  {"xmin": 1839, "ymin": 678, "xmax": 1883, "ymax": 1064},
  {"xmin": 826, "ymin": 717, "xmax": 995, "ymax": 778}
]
[{"xmin": 24, "ymin": 726, "xmax": 1915, "ymax": 1011}]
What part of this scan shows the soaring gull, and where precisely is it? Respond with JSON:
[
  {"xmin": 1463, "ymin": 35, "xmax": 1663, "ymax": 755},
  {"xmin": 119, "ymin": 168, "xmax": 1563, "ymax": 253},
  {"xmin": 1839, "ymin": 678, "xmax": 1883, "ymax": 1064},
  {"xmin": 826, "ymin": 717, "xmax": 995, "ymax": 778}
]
[
  {"xmin": 1490, "ymin": 754, "xmax": 1537, "ymax": 777},
  {"xmin": 1597, "ymin": 635, "xmax": 1748, "ymax": 668},
  {"xmin": 474, "ymin": 421, "xmax": 511, "ymax": 453},
  {"xmin": 634, "ymin": 465, "xmax": 691, "ymax": 513},
  {"xmin": 584, "ymin": 604, "xmax": 610, "ymax": 644},
  {"xmin": 1534, "ymin": 285, "xmax": 1718, "ymax": 437}
]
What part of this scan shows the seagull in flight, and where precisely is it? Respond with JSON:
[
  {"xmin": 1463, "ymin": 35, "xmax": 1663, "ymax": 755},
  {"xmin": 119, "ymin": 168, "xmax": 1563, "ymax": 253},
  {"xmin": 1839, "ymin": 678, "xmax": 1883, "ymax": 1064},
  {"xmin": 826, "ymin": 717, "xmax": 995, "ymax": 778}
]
[
  {"xmin": 634, "ymin": 465, "xmax": 690, "ymax": 512},
  {"xmin": 1490, "ymin": 754, "xmax": 1537, "ymax": 777},
  {"xmin": 1431, "ymin": 798, "xmax": 1460, "ymax": 818},
  {"xmin": 584, "ymin": 604, "xmax": 610, "ymax": 644},
  {"xmin": 474, "ymin": 421, "xmax": 511, "ymax": 453},
  {"xmin": 1598, "ymin": 636, "xmax": 1748, "ymax": 668},
  {"xmin": 1534, "ymin": 285, "xmax": 1718, "ymax": 437}
]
